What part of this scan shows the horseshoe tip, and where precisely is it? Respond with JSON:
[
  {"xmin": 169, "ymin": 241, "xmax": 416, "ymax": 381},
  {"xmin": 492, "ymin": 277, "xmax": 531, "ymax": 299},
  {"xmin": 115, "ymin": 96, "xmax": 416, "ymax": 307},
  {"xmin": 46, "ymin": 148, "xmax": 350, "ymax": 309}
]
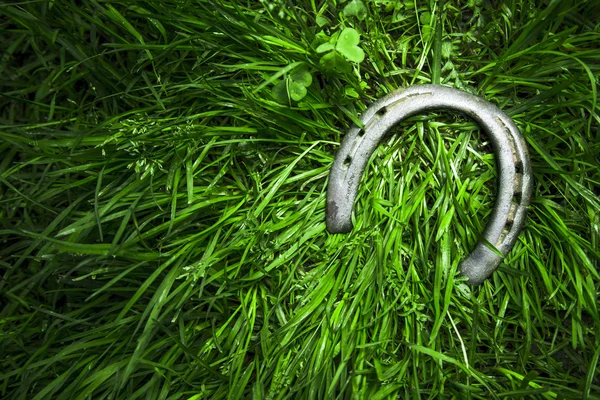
[
  {"xmin": 326, "ymin": 200, "xmax": 353, "ymax": 233},
  {"xmin": 459, "ymin": 244, "xmax": 504, "ymax": 286},
  {"xmin": 326, "ymin": 223, "xmax": 353, "ymax": 234},
  {"xmin": 326, "ymin": 217, "xmax": 353, "ymax": 234}
]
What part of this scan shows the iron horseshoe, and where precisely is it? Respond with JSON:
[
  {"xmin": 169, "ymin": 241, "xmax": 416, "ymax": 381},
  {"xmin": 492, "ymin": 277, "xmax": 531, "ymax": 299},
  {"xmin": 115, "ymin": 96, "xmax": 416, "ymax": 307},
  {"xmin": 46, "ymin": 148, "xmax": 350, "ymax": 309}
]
[{"xmin": 326, "ymin": 84, "xmax": 533, "ymax": 285}]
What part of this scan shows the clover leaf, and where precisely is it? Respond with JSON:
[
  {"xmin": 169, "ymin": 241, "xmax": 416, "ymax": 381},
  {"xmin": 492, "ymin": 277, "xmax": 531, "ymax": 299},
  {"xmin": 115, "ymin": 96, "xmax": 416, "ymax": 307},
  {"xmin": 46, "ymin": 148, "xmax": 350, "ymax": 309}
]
[
  {"xmin": 336, "ymin": 27, "xmax": 365, "ymax": 63},
  {"xmin": 318, "ymin": 27, "xmax": 365, "ymax": 73},
  {"xmin": 272, "ymin": 67, "xmax": 313, "ymax": 104},
  {"xmin": 290, "ymin": 68, "xmax": 312, "ymax": 87},
  {"xmin": 316, "ymin": 15, "xmax": 330, "ymax": 27},
  {"xmin": 316, "ymin": 42, "xmax": 335, "ymax": 53},
  {"xmin": 288, "ymin": 81, "xmax": 307, "ymax": 102},
  {"xmin": 319, "ymin": 51, "xmax": 352, "ymax": 74},
  {"xmin": 343, "ymin": 0, "xmax": 367, "ymax": 21},
  {"xmin": 272, "ymin": 81, "xmax": 288, "ymax": 104}
]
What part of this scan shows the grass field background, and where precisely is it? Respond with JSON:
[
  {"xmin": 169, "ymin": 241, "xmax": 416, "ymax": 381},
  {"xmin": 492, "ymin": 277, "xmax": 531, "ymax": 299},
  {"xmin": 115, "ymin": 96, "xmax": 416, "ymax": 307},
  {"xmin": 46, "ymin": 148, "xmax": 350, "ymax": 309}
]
[{"xmin": 1, "ymin": 0, "xmax": 599, "ymax": 399}]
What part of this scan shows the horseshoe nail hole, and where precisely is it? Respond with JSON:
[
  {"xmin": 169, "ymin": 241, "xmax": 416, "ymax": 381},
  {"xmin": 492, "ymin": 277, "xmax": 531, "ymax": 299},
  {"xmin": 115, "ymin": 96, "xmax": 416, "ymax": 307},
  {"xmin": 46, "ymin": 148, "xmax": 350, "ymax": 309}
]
[
  {"xmin": 513, "ymin": 191, "xmax": 522, "ymax": 204},
  {"xmin": 343, "ymin": 155, "xmax": 352, "ymax": 166},
  {"xmin": 357, "ymin": 128, "xmax": 365, "ymax": 137},
  {"xmin": 515, "ymin": 161, "xmax": 523, "ymax": 173},
  {"xmin": 376, "ymin": 106, "xmax": 388, "ymax": 117}
]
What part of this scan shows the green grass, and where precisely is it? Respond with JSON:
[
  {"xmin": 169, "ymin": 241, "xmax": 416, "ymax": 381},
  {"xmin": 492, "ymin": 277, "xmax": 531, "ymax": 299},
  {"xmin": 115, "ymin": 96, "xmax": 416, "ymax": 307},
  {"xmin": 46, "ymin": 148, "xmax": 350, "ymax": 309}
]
[{"xmin": 1, "ymin": 0, "xmax": 599, "ymax": 399}]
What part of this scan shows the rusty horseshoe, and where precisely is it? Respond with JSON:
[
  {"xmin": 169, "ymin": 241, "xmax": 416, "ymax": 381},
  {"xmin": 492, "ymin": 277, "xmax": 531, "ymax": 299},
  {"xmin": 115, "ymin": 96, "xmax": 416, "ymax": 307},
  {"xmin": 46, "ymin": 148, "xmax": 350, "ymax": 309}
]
[{"xmin": 326, "ymin": 84, "xmax": 533, "ymax": 285}]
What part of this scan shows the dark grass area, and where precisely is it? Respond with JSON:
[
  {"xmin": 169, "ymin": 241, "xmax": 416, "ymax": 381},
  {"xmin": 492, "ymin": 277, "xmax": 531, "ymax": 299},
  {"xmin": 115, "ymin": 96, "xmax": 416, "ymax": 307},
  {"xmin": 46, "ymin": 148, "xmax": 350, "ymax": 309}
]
[{"xmin": 1, "ymin": 0, "xmax": 599, "ymax": 399}]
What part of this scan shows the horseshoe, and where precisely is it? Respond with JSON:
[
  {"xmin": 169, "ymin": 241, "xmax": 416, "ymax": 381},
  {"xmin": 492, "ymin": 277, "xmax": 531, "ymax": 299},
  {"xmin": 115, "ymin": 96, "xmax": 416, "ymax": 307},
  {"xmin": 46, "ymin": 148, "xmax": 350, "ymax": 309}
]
[{"xmin": 326, "ymin": 84, "xmax": 533, "ymax": 285}]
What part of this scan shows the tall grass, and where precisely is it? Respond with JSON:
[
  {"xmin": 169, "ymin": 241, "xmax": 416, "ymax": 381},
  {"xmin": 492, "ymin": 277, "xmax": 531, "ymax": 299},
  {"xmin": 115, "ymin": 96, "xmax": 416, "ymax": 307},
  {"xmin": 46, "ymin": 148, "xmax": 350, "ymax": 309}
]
[{"xmin": 1, "ymin": 0, "xmax": 599, "ymax": 399}]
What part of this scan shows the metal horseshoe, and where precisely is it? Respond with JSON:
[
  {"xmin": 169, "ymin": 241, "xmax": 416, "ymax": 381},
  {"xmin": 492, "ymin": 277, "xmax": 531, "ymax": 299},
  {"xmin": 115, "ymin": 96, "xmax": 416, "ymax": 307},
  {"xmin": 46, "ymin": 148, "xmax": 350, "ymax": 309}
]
[{"xmin": 326, "ymin": 84, "xmax": 533, "ymax": 285}]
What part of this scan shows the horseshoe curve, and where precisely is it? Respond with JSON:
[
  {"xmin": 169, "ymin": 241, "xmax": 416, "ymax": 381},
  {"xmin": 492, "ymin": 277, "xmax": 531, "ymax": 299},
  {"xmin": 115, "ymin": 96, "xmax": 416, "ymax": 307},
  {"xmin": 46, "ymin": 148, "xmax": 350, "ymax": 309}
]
[{"xmin": 326, "ymin": 84, "xmax": 533, "ymax": 285}]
